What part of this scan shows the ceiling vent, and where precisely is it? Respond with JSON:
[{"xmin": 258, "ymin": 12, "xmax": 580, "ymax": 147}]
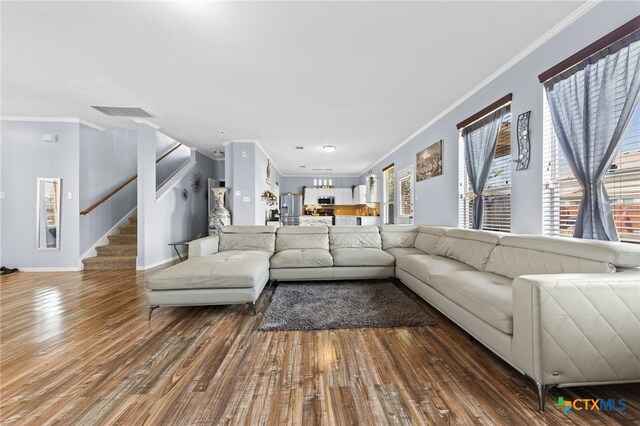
[
  {"xmin": 312, "ymin": 168, "xmax": 333, "ymax": 171},
  {"xmin": 295, "ymin": 146, "xmax": 304, "ymax": 150},
  {"xmin": 91, "ymin": 106, "xmax": 155, "ymax": 118}
]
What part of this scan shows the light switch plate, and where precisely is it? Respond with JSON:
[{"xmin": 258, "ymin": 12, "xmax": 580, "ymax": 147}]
[
  {"xmin": 243, "ymin": 196, "xmax": 250, "ymax": 202},
  {"xmin": 0, "ymin": 192, "xmax": 5, "ymax": 199},
  {"xmin": 67, "ymin": 192, "xmax": 72, "ymax": 199},
  {"xmin": 235, "ymin": 191, "xmax": 241, "ymax": 196}
]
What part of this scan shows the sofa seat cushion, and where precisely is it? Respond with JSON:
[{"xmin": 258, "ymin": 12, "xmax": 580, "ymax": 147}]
[
  {"xmin": 396, "ymin": 254, "xmax": 475, "ymax": 284},
  {"xmin": 146, "ymin": 250, "xmax": 271, "ymax": 290},
  {"xmin": 385, "ymin": 247, "xmax": 427, "ymax": 260},
  {"xmin": 430, "ymin": 271, "xmax": 514, "ymax": 334},
  {"xmin": 331, "ymin": 248, "xmax": 395, "ymax": 267},
  {"xmin": 270, "ymin": 249, "xmax": 333, "ymax": 269}
]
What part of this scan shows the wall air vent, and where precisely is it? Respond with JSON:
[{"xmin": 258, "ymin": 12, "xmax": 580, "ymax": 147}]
[
  {"xmin": 312, "ymin": 168, "xmax": 333, "ymax": 171},
  {"xmin": 91, "ymin": 106, "xmax": 155, "ymax": 118}
]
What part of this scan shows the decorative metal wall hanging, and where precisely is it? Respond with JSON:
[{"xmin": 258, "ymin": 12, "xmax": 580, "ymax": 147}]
[
  {"xmin": 180, "ymin": 188, "xmax": 189, "ymax": 201},
  {"xmin": 515, "ymin": 111, "xmax": 531, "ymax": 171},
  {"xmin": 190, "ymin": 171, "xmax": 203, "ymax": 194}
]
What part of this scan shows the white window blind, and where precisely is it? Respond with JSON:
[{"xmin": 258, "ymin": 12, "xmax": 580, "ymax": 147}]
[
  {"xmin": 400, "ymin": 174, "xmax": 412, "ymax": 216},
  {"xmin": 543, "ymin": 96, "xmax": 640, "ymax": 243},
  {"xmin": 383, "ymin": 166, "xmax": 395, "ymax": 224},
  {"xmin": 459, "ymin": 114, "xmax": 512, "ymax": 232}
]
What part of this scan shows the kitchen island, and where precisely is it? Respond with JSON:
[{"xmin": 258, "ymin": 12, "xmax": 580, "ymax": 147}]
[{"xmin": 300, "ymin": 215, "xmax": 333, "ymax": 226}]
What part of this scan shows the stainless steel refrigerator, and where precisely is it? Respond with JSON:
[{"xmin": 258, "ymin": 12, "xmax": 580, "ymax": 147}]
[{"xmin": 280, "ymin": 193, "xmax": 302, "ymax": 226}]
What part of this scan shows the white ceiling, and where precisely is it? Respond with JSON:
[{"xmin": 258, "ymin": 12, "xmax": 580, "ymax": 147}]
[{"xmin": 1, "ymin": 1, "xmax": 584, "ymax": 175}]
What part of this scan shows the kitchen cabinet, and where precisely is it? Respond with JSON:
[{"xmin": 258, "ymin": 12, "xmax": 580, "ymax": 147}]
[
  {"xmin": 359, "ymin": 216, "xmax": 381, "ymax": 226},
  {"xmin": 304, "ymin": 188, "xmax": 318, "ymax": 205},
  {"xmin": 341, "ymin": 188, "xmax": 352, "ymax": 205},
  {"xmin": 366, "ymin": 178, "xmax": 378, "ymax": 203},
  {"xmin": 353, "ymin": 185, "xmax": 367, "ymax": 204},
  {"xmin": 335, "ymin": 216, "xmax": 358, "ymax": 226}
]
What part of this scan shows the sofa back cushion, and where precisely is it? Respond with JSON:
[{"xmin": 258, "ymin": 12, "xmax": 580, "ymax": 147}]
[
  {"xmin": 485, "ymin": 235, "xmax": 620, "ymax": 279},
  {"xmin": 219, "ymin": 225, "xmax": 277, "ymax": 253},
  {"xmin": 433, "ymin": 228, "xmax": 501, "ymax": 271},
  {"xmin": 378, "ymin": 225, "xmax": 419, "ymax": 249},
  {"xmin": 414, "ymin": 225, "xmax": 448, "ymax": 254},
  {"xmin": 496, "ymin": 235, "xmax": 639, "ymax": 268},
  {"xmin": 329, "ymin": 225, "xmax": 381, "ymax": 249},
  {"xmin": 276, "ymin": 226, "xmax": 329, "ymax": 251}
]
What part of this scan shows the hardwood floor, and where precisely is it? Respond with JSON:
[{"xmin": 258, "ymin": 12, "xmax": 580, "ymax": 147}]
[{"xmin": 1, "ymin": 267, "xmax": 638, "ymax": 425}]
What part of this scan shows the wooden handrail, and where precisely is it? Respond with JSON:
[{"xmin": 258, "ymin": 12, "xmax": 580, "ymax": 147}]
[{"xmin": 80, "ymin": 143, "xmax": 183, "ymax": 215}]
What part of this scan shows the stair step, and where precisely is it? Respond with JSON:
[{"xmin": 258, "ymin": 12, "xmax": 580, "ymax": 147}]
[
  {"xmin": 108, "ymin": 234, "xmax": 137, "ymax": 245},
  {"xmin": 82, "ymin": 256, "xmax": 136, "ymax": 270},
  {"xmin": 128, "ymin": 216, "xmax": 137, "ymax": 225},
  {"xmin": 96, "ymin": 244, "xmax": 137, "ymax": 257},
  {"xmin": 118, "ymin": 224, "xmax": 137, "ymax": 235}
]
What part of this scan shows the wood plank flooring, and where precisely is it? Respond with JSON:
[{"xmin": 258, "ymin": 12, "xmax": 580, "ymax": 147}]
[{"xmin": 1, "ymin": 266, "xmax": 638, "ymax": 425}]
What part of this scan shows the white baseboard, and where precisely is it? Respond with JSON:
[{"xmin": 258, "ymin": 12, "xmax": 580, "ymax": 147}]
[
  {"xmin": 80, "ymin": 207, "xmax": 138, "ymax": 265},
  {"xmin": 136, "ymin": 253, "xmax": 186, "ymax": 271},
  {"xmin": 18, "ymin": 267, "xmax": 82, "ymax": 272}
]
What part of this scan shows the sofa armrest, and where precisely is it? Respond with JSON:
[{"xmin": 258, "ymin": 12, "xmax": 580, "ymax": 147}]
[
  {"xmin": 188, "ymin": 235, "xmax": 219, "ymax": 258},
  {"xmin": 511, "ymin": 272, "xmax": 640, "ymax": 386}
]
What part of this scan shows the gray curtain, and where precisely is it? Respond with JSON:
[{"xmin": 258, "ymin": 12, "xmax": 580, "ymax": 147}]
[
  {"xmin": 545, "ymin": 34, "xmax": 640, "ymax": 241},
  {"xmin": 462, "ymin": 106, "xmax": 509, "ymax": 229}
]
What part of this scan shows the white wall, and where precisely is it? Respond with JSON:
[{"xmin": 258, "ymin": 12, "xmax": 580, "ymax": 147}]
[{"xmin": 360, "ymin": 2, "xmax": 637, "ymax": 234}]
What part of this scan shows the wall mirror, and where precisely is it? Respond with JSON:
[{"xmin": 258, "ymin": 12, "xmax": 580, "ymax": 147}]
[{"xmin": 36, "ymin": 178, "xmax": 61, "ymax": 250}]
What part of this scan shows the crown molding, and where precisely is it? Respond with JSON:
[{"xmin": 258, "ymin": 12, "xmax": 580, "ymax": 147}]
[
  {"xmin": 1, "ymin": 116, "xmax": 106, "ymax": 131},
  {"xmin": 360, "ymin": 0, "xmax": 600, "ymax": 175}
]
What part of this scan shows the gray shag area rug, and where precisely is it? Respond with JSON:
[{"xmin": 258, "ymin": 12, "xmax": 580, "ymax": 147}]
[{"xmin": 259, "ymin": 281, "xmax": 436, "ymax": 331}]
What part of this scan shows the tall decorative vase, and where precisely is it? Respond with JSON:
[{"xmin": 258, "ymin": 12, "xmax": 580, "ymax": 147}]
[{"xmin": 209, "ymin": 187, "xmax": 231, "ymax": 235}]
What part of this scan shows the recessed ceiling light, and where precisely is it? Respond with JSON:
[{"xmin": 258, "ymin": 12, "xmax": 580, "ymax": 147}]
[
  {"xmin": 323, "ymin": 145, "xmax": 336, "ymax": 153},
  {"xmin": 212, "ymin": 150, "xmax": 224, "ymax": 156},
  {"xmin": 218, "ymin": 130, "xmax": 226, "ymax": 135}
]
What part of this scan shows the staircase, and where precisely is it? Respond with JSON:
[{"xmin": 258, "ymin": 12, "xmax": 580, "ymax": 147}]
[{"xmin": 82, "ymin": 217, "xmax": 137, "ymax": 270}]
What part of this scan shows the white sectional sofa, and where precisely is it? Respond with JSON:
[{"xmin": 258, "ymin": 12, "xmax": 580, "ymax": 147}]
[{"xmin": 145, "ymin": 223, "xmax": 640, "ymax": 411}]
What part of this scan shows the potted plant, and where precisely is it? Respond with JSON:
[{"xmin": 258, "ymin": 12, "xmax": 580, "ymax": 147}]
[{"xmin": 367, "ymin": 170, "xmax": 375, "ymax": 193}]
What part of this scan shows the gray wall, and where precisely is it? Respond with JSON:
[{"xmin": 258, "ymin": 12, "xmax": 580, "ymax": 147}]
[
  {"xmin": 279, "ymin": 176, "xmax": 362, "ymax": 194},
  {"xmin": 137, "ymin": 123, "xmax": 218, "ymax": 268},
  {"xmin": 79, "ymin": 126, "xmax": 137, "ymax": 254},
  {"xmin": 227, "ymin": 142, "xmax": 257, "ymax": 225},
  {"xmin": 0, "ymin": 120, "xmax": 81, "ymax": 269},
  {"xmin": 254, "ymin": 145, "xmax": 282, "ymax": 224},
  {"xmin": 361, "ymin": 1, "xmax": 637, "ymax": 234},
  {"xmin": 156, "ymin": 131, "xmax": 191, "ymax": 188},
  {"xmin": 224, "ymin": 141, "xmax": 283, "ymax": 225}
]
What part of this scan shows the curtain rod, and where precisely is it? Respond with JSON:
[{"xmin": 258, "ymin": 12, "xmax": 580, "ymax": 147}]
[
  {"xmin": 538, "ymin": 15, "xmax": 640, "ymax": 83},
  {"xmin": 456, "ymin": 94, "xmax": 512, "ymax": 130}
]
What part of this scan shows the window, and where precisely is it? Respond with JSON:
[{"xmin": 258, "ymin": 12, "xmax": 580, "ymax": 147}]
[
  {"xmin": 459, "ymin": 114, "xmax": 512, "ymax": 232},
  {"xmin": 383, "ymin": 164, "xmax": 395, "ymax": 224},
  {"xmin": 397, "ymin": 166, "xmax": 414, "ymax": 224},
  {"xmin": 543, "ymin": 98, "xmax": 640, "ymax": 243},
  {"xmin": 400, "ymin": 176, "xmax": 411, "ymax": 216}
]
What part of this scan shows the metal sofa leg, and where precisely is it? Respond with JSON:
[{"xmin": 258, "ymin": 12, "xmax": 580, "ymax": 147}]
[
  {"xmin": 536, "ymin": 383, "xmax": 550, "ymax": 412},
  {"xmin": 251, "ymin": 301, "xmax": 258, "ymax": 315},
  {"xmin": 148, "ymin": 305, "xmax": 159, "ymax": 321}
]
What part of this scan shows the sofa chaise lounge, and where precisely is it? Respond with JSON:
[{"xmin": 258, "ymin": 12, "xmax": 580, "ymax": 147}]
[{"xmin": 145, "ymin": 224, "xmax": 640, "ymax": 411}]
